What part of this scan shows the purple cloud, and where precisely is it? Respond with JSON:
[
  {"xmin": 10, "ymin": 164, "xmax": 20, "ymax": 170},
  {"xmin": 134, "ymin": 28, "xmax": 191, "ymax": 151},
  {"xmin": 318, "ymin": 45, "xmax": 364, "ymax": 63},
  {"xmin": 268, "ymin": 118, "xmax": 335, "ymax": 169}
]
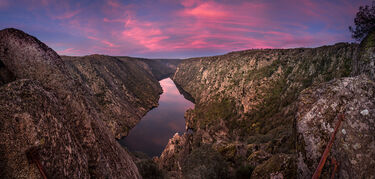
[{"xmin": 0, "ymin": 0, "xmax": 369, "ymax": 58}]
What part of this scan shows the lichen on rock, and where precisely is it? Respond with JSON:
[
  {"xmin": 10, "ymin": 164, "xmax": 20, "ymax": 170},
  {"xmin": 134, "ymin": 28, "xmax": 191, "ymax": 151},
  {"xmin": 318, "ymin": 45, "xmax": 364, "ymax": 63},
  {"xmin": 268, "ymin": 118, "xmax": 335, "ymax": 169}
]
[{"xmin": 296, "ymin": 75, "xmax": 375, "ymax": 178}]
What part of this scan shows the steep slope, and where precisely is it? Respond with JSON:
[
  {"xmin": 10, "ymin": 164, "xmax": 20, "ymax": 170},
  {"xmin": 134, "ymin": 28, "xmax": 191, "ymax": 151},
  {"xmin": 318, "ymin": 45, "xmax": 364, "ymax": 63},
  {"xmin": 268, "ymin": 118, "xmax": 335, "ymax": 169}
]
[
  {"xmin": 157, "ymin": 41, "xmax": 370, "ymax": 178},
  {"xmin": 0, "ymin": 28, "xmax": 166, "ymax": 178},
  {"xmin": 62, "ymin": 55, "xmax": 163, "ymax": 138}
]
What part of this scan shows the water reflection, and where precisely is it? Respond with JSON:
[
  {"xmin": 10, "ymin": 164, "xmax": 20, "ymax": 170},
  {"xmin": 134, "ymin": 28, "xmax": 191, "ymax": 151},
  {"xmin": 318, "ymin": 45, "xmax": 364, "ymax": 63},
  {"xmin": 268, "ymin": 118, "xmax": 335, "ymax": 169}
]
[{"xmin": 119, "ymin": 78, "xmax": 194, "ymax": 157}]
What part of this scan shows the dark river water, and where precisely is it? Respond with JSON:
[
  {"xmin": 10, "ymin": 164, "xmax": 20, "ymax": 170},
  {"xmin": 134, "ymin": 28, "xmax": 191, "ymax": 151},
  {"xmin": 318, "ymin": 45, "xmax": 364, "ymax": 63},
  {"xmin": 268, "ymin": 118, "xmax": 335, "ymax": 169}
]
[{"xmin": 119, "ymin": 78, "xmax": 194, "ymax": 157}]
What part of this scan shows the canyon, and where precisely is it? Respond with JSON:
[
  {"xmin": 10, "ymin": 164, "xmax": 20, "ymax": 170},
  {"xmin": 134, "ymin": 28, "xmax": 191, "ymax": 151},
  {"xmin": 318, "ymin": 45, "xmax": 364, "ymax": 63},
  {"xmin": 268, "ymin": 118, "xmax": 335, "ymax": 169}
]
[
  {"xmin": 156, "ymin": 31, "xmax": 375, "ymax": 178},
  {"xmin": 0, "ymin": 28, "xmax": 374, "ymax": 178},
  {"xmin": 0, "ymin": 28, "xmax": 177, "ymax": 178}
]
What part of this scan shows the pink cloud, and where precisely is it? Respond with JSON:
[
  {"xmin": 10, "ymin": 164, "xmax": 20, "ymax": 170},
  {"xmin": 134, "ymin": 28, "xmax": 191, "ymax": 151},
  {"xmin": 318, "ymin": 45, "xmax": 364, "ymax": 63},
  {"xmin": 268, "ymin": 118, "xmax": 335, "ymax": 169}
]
[
  {"xmin": 180, "ymin": 0, "xmax": 202, "ymax": 7},
  {"xmin": 151, "ymin": 137, "xmax": 168, "ymax": 146},
  {"xmin": 167, "ymin": 122, "xmax": 181, "ymax": 131},
  {"xmin": 56, "ymin": 48, "xmax": 86, "ymax": 55},
  {"xmin": 121, "ymin": 18, "xmax": 170, "ymax": 51},
  {"xmin": 107, "ymin": 0, "xmax": 122, "ymax": 9},
  {"xmin": 103, "ymin": 18, "xmax": 126, "ymax": 23},
  {"xmin": 52, "ymin": 9, "xmax": 80, "ymax": 20},
  {"xmin": 88, "ymin": 36, "xmax": 118, "ymax": 47},
  {"xmin": 182, "ymin": 2, "xmax": 227, "ymax": 18},
  {"xmin": 23, "ymin": 0, "xmax": 364, "ymax": 57},
  {"xmin": 0, "ymin": 0, "xmax": 9, "ymax": 9}
]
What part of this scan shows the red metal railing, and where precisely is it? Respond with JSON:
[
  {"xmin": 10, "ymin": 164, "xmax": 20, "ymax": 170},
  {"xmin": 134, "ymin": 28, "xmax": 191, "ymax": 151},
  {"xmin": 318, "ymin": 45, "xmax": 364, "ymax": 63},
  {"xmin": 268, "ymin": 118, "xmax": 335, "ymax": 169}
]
[
  {"xmin": 312, "ymin": 114, "xmax": 344, "ymax": 179},
  {"xmin": 26, "ymin": 147, "xmax": 48, "ymax": 179}
]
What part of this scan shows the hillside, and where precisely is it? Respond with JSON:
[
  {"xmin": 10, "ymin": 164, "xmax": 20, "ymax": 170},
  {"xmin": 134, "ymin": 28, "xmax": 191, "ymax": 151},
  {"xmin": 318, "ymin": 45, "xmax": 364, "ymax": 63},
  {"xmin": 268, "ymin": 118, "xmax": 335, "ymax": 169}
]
[
  {"xmin": 157, "ymin": 33, "xmax": 375, "ymax": 178},
  {"xmin": 0, "ymin": 28, "xmax": 176, "ymax": 178},
  {"xmin": 62, "ymin": 55, "xmax": 159, "ymax": 138}
]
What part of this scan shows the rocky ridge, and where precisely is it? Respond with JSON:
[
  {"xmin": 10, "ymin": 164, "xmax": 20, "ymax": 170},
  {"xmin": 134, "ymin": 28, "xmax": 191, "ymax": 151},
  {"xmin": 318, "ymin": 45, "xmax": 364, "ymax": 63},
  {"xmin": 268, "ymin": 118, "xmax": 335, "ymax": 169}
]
[
  {"xmin": 0, "ymin": 28, "xmax": 176, "ymax": 178},
  {"xmin": 157, "ymin": 32, "xmax": 375, "ymax": 178}
]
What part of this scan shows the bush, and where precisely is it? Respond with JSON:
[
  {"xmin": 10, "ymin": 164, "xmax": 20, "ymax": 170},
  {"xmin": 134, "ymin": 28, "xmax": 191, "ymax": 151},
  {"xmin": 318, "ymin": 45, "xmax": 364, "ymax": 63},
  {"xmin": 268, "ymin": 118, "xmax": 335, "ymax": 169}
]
[
  {"xmin": 349, "ymin": 1, "xmax": 375, "ymax": 41},
  {"xmin": 235, "ymin": 164, "xmax": 254, "ymax": 179},
  {"xmin": 182, "ymin": 145, "xmax": 230, "ymax": 179}
]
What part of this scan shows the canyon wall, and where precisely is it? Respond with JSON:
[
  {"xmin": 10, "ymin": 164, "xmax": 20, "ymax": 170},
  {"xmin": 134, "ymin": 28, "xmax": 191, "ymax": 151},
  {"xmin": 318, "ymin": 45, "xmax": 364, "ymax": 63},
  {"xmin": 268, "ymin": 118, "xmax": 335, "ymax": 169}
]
[
  {"xmin": 158, "ymin": 32, "xmax": 375, "ymax": 178},
  {"xmin": 62, "ymin": 55, "xmax": 162, "ymax": 138},
  {"xmin": 0, "ymin": 28, "xmax": 175, "ymax": 178}
]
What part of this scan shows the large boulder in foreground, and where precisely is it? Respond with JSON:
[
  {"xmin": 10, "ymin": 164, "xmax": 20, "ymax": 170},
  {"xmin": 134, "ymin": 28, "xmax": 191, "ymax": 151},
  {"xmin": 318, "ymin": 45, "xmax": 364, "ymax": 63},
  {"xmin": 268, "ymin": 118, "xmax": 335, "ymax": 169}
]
[
  {"xmin": 0, "ymin": 28, "xmax": 141, "ymax": 178},
  {"xmin": 296, "ymin": 75, "xmax": 375, "ymax": 178},
  {"xmin": 0, "ymin": 80, "xmax": 89, "ymax": 178}
]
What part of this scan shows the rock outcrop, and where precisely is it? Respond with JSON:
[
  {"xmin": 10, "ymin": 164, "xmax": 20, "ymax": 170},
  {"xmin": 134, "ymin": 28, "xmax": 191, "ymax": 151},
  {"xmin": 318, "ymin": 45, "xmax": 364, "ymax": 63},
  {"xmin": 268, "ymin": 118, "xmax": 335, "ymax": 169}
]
[
  {"xmin": 158, "ymin": 32, "xmax": 374, "ymax": 178},
  {"xmin": 0, "ymin": 28, "xmax": 176, "ymax": 178},
  {"xmin": 296, "ymin": 75, "xmax": 375, "ymax": 178}
]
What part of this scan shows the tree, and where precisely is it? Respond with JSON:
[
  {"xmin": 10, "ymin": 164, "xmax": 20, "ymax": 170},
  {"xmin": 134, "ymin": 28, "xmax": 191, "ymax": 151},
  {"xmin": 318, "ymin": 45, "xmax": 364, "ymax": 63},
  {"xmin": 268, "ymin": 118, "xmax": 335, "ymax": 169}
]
[{"xmin": 349, "ymin": 1, "xmax": 375, "ymax": 41}]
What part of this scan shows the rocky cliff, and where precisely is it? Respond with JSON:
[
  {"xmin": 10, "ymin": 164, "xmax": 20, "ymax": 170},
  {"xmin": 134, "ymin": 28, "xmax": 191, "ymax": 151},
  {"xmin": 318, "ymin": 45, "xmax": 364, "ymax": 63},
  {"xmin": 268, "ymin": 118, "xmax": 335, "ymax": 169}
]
[
  {"xmin": 157, "ymin": 33, "xmax": 375, "ymax": 178},
  {"xmin": 0, "ymin": 28, "xmax": 175, "ymax": 178},
  {"xmin": 62, "ymin": 55, "xmax": 162, "ymax": 138}
]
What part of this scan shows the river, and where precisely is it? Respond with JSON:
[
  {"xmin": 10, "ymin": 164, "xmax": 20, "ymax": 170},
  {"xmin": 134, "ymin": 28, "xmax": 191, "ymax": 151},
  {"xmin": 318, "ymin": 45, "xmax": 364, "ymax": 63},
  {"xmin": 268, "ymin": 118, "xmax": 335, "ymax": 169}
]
[{"xmin": 119, "ymin": 78, "xmax": 194, "ymax": 157}]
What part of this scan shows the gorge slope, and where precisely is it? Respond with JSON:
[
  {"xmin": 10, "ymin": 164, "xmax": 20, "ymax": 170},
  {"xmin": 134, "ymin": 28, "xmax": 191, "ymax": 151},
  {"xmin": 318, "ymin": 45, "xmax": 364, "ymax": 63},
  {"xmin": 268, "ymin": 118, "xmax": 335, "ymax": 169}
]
[
  {"xmin": 157, "ymin": 33, "xmax": 375, "ymax": 178},
  {"xmin": 0, "ymin": 28, "xmax": 177, "ymax": 178}
]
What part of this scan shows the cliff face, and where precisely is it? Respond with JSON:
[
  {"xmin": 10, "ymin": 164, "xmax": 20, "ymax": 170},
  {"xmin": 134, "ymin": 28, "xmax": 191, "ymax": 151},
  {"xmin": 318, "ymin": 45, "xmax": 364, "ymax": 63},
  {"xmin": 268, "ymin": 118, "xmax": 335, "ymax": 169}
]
[
  {"xmin": 158, "ymin": 37, "xmax": 374, "ymax": 177},
  {"xmin": 62, "ymin": 55, "xmax": 163, "ymax": 138},
  {"xmin": 0, "ymin": 28, "xmax": 173, "ymax": 178}
]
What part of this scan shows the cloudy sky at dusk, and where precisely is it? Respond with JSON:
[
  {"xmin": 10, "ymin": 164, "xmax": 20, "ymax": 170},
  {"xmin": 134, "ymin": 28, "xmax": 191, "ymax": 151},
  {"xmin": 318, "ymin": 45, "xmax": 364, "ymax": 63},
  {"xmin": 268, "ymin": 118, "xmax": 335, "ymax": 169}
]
[{"xmin": 0, "ymin": 0, "xmax": 370, "ymax": 58}]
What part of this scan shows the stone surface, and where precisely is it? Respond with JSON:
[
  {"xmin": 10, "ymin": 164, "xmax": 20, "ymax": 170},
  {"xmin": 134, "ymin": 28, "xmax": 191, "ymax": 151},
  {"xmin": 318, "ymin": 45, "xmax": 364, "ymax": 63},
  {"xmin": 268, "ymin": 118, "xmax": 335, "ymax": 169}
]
[
  {"xmin": 296, "ymin": 75, "xmax": 375, "ymax": 178},
  {"xmin": 156, "ymin": 133, "xmax": 189, "ymax": 178}
]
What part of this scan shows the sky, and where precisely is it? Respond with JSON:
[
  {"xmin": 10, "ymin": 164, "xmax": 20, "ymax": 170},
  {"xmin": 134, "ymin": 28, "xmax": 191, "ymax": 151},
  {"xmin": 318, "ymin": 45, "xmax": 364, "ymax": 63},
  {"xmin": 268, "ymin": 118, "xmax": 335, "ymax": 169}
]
[{"xmin": 0, "ymin": 0, "xmax": 371, "ymax": 58}]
